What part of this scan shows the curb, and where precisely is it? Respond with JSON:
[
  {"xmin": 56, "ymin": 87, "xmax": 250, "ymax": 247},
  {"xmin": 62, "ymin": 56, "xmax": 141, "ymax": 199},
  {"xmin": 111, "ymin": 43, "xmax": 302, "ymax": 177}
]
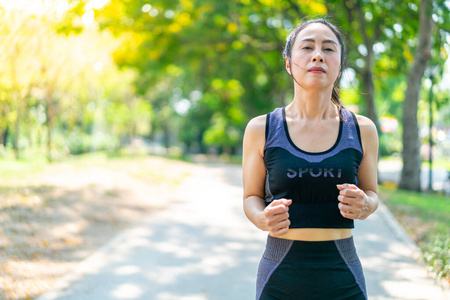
[
  {"xmin": 377, "ymin": 200, "xmax": 450, "ymax": 296},
  {"xmin": 377, "ymin": 201, "xmax": 421, "ymax": 258}
]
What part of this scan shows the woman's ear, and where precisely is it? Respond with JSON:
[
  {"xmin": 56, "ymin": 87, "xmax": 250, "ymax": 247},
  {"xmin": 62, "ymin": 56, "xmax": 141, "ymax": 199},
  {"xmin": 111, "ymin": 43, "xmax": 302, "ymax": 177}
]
[{"xmin": 285, "ymin": 57, "xmax": 291, "ymax": 75}]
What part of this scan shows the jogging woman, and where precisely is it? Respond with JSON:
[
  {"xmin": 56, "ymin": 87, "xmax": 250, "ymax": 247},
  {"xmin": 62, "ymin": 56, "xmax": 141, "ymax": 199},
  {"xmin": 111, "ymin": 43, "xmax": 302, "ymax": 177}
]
[{"xmin": 242, "ymin": 18, "xmax": 379, "ymax": 299}]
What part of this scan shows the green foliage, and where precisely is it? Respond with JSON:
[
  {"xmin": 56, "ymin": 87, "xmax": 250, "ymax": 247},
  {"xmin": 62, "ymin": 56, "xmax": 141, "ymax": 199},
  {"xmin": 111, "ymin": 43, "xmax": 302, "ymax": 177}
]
[
  {"xmin": 0, "ymin": 6, "xmax": 146, "ymax": 160},
  {"xmin": 91, "ymin": 0, "xmax": 331, "ymax": 153},
  {"xmin": 91, "ymin": 0, "xmax": 450, "ymax": 155},
  {"xmin": 65, "ymin": 130, "xmax": 91, "ymax": 155},
  {"xmin": 376, "ymin": 77, "xmax": 407, "ymax": 120},
  {"xmin": 203, "ymin": 113, "xmax": 241, "ymax": 149},
  {"xmin": 64, "ymin": 129, "xmax": 119, "ymax": 155},
  {"xmin": 1, "ymin": 0, "xmax": 450, "ymax": 158},
  {"xmin": 423, "ymin": 234, "xmax": 450, "ymax": 280},
  {"xmin": 379, "ymin": 133, "xmax": 402, "ymax": 156}
]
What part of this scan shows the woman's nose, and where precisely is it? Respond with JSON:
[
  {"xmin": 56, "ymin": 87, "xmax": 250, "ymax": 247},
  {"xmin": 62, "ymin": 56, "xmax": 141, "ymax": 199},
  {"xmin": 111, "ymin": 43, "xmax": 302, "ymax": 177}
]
[{"xmin": 312, "ymin": 51, "xmax": 324, "ymax": 63}]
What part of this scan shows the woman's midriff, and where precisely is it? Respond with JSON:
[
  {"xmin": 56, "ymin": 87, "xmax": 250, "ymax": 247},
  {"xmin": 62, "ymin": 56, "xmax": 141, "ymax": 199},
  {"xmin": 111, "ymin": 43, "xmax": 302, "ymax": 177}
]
[{"xmin": 273, "ymin": 228, "xmax": 352, "ymax": 241}]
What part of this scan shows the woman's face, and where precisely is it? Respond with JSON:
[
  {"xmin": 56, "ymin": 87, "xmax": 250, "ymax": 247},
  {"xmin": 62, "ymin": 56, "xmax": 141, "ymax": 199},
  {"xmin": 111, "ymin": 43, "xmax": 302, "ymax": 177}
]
[{"xmin": 286, "ymin": 23, "xmax": 342, "ymax": 91}]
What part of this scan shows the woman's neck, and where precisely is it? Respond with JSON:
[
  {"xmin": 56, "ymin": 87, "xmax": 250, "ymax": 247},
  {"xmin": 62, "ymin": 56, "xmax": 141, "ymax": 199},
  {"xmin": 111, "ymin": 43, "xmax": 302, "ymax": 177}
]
[{"xmin": 286, "ymin": 87, "xmax": 337, "ymax": 120}]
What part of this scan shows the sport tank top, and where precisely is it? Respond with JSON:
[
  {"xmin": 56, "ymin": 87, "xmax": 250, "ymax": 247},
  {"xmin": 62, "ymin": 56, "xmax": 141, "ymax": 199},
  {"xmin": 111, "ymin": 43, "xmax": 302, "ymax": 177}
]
[{"xmin": 264, "ymin": 106, "xmax": 363, "ymax": 228}]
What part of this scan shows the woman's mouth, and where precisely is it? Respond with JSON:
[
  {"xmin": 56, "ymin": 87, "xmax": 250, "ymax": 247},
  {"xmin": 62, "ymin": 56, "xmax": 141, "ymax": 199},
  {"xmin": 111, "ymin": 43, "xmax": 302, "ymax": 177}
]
[{"xmin": 308, "ymin": 67, "xmax": 326, "ymax": 73}]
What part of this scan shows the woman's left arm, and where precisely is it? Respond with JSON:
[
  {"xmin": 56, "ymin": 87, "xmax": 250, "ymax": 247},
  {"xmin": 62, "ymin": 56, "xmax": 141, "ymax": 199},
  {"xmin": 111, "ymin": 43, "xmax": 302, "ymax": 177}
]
[{"xmin": 337, "ymin": 115, "xmax": 379, "ymax": 220}]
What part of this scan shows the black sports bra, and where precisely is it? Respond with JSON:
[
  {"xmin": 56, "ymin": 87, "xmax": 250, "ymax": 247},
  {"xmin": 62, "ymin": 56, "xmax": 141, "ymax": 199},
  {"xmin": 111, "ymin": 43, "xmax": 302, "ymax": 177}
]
[{"xmin": 263, "ymin": 106, "xmax": 363, "ymax": 228}]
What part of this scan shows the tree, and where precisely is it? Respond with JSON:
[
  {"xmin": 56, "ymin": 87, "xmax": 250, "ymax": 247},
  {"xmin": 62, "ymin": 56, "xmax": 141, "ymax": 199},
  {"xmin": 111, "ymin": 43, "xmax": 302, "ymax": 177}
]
[
  {"xmin": 81, "ymin": 0, "xmax": 330, "ymax": 153},
  {"xmin": 399, "ymin": 0, "xmax": 447, "ymax": 191},
  {"xmin": 0, "ymin": 3, "xmax": 143, "ymax": 159},
  {"xmin": 0, "ymin": 9, "xmax": 44, "ymax": 159},
  {"xmin": 48, "ymin": 0, "xmax": 450, "ymax": 160}
]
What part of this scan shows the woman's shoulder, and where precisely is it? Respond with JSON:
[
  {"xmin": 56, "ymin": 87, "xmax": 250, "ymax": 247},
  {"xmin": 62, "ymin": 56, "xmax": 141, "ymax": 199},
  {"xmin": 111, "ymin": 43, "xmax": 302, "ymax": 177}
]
[
  {"xmin": 243, "ymin": 114, "xmax": 268, "ymax": 153},
  {"xmin": 354, "ymin": 114, "xmax": 377, "ymax": 135},
  {"xmin": 246, "ymin": 114, "xmax": 267, "ymax": 129},
  {"xmin": 353, "ymin": 113, "xmax": 379, "ymax": 153},
  {"xmin": 244, "ymin": 114, "xmax": 267, "ymax": 137}
]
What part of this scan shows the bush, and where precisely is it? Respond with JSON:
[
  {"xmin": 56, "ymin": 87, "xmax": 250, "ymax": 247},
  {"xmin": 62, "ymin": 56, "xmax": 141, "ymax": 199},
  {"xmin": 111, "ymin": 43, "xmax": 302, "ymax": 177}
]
[
  {"xmin": 422, "ymin": 234, "xmax": 450, "ymax": 281},
  {"xmin": 65, "ymin": 130, "xmax": 119, "ymax": 155},
  {"xmin": 379, "ymin": 133, "xmax": 402, "ymax": 157}
]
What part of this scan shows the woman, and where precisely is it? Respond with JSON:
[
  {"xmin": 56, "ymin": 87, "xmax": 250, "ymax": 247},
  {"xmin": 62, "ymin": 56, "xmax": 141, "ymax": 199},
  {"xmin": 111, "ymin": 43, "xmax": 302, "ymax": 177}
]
[{"xmin": 242, "ymin": 18, "xmax": 379, "ymax": 299}]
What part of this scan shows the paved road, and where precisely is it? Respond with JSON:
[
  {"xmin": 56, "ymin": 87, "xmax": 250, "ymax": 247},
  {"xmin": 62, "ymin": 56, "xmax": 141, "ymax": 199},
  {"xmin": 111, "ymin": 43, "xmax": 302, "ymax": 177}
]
[{"xmin": 37, "ymin": 163, "xmax": 449, "ymax": 300}]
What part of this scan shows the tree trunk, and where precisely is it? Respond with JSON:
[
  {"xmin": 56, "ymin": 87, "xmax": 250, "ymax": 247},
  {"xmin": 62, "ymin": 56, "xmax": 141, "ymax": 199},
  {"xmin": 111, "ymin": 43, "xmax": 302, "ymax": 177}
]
[
  {"xmin": 354, "ymin": 1, "xmax": 380, "ymax": 128},
  {"xmin": 198, "ymin": 130, "xmax": 205, "ymax": 153},
  {"xmin": 335, "ymin": 0, "xmax": 380, "ymax": 128},
  {"xmin": 162, "ymin": 121, "xmax": 170, "ymax": 154},
  {"xmin": 1, "ymin": 125, "xmax": 9, "ymax": 147},
  {"xmin": 361, "ymin": 59, "xmax": 378, "ymax": 126},
  {"xmin": 399, "ymin": 0, "xmax": 434, "ymax": 191},
  {"xmin": 13, "ymin": 97, "xmax": 20, "ymax": 160},
  {"xmin": 46, "ymin": 87, "xmax": 54, "ymax": 162}
]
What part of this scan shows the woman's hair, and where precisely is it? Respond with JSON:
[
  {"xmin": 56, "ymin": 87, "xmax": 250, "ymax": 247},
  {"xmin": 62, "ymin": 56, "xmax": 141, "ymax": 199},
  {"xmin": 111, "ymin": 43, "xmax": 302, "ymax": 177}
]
[{"xmin": 283, "ymin": 18, "xmax": 345, "ymax": 107}]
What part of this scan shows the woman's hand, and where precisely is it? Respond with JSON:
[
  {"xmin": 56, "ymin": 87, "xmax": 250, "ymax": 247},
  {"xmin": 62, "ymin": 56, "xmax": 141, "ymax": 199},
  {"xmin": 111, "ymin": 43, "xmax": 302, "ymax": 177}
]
[
  {"xmin": 337, "ymin": 184, "xmax": 375, "ymax": 220},
  {"xmin": 262, "ymin": 199, "xmax": 292, "ymax": 236}
]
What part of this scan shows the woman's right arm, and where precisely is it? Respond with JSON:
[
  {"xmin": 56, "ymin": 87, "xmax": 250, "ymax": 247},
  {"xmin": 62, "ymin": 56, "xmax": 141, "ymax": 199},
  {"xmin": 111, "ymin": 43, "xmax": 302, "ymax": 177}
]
[{"xmin": 242, "ymin": 115, "xmax": 291, "ymax": 236}]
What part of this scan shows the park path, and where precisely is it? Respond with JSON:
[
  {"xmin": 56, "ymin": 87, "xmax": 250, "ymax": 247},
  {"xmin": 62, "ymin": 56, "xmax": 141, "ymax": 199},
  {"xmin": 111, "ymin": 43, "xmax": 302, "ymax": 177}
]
[{"xmin": 36, "ymin": 162, "xmax": 449, "ymax": 300}]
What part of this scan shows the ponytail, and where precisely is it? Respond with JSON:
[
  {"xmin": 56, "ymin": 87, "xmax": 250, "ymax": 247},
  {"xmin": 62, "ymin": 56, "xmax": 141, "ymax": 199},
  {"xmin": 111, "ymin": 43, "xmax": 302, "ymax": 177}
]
[{"xmin": 332, "ymin": 84, "xmax": 343, "ymax": 107}]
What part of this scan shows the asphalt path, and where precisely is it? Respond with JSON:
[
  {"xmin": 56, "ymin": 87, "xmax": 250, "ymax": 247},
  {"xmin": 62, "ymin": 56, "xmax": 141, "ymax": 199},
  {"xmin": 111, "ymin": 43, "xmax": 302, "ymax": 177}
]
[{"xmin": 37, "ymin": 163, "xmax": 449, "ymax": 300}]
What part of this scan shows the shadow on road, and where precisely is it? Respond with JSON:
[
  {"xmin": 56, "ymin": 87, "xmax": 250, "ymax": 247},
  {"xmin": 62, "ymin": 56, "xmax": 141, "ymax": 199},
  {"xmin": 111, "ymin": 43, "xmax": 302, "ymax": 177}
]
[{"xmin": 38, "ymin": 220, "xmax": 265, "ymax": 300}]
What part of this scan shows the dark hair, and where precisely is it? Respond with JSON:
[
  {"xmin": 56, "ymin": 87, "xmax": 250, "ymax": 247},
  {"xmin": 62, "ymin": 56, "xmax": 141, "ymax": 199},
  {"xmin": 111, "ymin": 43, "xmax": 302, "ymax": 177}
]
[{"xmin": 283, "ymin": 18, "xmax": 345, "ymax": 107}]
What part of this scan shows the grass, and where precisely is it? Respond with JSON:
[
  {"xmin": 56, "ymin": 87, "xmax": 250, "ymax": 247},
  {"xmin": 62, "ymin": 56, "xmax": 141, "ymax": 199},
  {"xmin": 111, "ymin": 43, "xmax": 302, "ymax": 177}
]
[
  {"xmin": 379, "ymin": 186, "xmax": 450, "ymax": 236},
  {"xmin": 379, "ymin": 185, "xmax": 450, "ymax": 281},
  {"xmin": 423, "ymin": 157, "xmax": 450, "ymax": 170},
  {"xmin": 0, "ymin": 158, "xmax": 47, "ymax": 180},
  {"xmin": 380, "ymin": 185, "xmax": 450, "ymax": 212}
]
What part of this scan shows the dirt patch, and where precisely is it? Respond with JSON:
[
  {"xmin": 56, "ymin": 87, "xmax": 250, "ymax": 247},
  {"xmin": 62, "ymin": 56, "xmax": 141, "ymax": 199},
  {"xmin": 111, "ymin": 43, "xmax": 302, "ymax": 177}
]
[
  {"xmin": 0, "ymin": 156, "xmax": 195, "ymax": 300},
  {"xmin": 393, "ymin": 211, "xmax": 435, "ymax": 244}
]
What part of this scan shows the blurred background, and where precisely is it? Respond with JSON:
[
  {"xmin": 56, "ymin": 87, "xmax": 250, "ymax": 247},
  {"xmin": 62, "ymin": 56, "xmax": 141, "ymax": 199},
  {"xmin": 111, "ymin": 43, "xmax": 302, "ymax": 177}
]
[
  {"xmin": 0, "ymin": 0, "xmax": 449, "ymax": 172},
  {"xmin": 0, "ymin": 0, "xmax": 449, "ymax": 299}
]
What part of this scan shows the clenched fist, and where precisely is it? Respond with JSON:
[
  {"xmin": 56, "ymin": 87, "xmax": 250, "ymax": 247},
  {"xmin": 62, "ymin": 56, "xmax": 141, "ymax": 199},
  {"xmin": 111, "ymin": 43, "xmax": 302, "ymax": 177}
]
[
  {"xmin": 337, "ymin": 184, "xmax": 370, "ymax": 220},
  {"xmin": 263, "ymin": 199, "xmax": 292, "ymax": 237}
]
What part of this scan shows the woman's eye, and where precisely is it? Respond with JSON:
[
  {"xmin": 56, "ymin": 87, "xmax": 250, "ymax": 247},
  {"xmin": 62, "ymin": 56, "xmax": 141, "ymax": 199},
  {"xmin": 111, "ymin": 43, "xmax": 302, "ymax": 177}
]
[
  {"xmin": 324, "ymin": 48, "xmax": 335, "ymax": 52},
  {"xmin": 302, "ymin": 47, "xmax": 312, "ymax": 50}
]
